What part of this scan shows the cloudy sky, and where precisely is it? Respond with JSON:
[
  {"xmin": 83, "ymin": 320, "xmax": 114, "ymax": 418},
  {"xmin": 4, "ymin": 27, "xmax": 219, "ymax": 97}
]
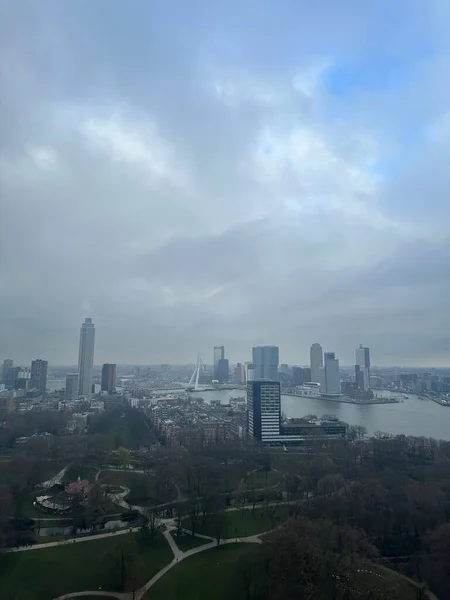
[{"xmin": 1, "ymin": 0, "xmax": 450, "ymax": 367}]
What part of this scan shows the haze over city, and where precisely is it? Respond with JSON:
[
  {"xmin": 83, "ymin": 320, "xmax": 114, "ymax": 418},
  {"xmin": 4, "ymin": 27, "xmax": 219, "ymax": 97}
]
[{"xmin": 2, "ymin": 0, "xmax": 450, "ymax": 367}]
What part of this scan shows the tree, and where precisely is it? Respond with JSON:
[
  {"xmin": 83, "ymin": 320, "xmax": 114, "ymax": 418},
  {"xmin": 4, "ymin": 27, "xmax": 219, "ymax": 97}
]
[
  {"xmin": 118, "ymin": 447, "xmax": 131, "ymax": 469},
  {"xmin": 254, "ymin": 516, "xmax": 381, "ymax": 600}
]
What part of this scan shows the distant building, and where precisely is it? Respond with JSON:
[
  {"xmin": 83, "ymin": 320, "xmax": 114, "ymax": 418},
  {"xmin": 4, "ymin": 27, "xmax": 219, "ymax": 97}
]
[
  {"xmin": 213, "ymin": 346, "xmax": 225, "ymax": 379},
  {"xmin": 2, "ymin": 359, "xmax": 13, "ymax": 384},
  {"xmin": 292, "ymin": 367, "xmax": 311, "ymax": 386},
  {"xmin": 65, "ymin": 373, "xmax": 79, "ymax": 402},
  {"xmin": 101, "ymin": 363, "xmax": 117, "ymax": 393},
  {"xmin": 78, "ymin": 318, "xmax": 95, "ymax": 397},
  {"xmin": 280, "ymin": 420, "xmax": 346, "ymax": 440},
  {"xmin": 310, "ymin": 343, "xmax": 323, "ymax": 384},
  {"xmin": 0, "ymin": 397, "xmax": 16, "ymax": 415},
  {"xmin": 31, "ymin": 359, "xmax": 48, "ymax": 393},
  {"xmin": 216, "ymin": 358, "xmax": 229, "ymax": 383},
  {"xmin": 103, "ymin": 395, "xmax": 127, "ymax": 410},
  {"xmin": 355, "ymin": 344, "xmax": 370, "ymax": 391},
  {"xmin": 323, "ymin": 352, "xmax": 340, "ymax": 396},
  {"xmin": 246, "ymin": 363, "xmax": 255, "ymax": 382},
  {"xmin": 252, "ymin": 346, "xmax": 279, "ymax": 380},
  {"xmin": 247, "ymin": 380, "xmax": 281, "ymax": 442},
  {"xmin": 234, "ymin": 363, "xmax": 246, "ymax": 384},
  {"xmin": 5, "ymin": 365, "xmax": 18, "ymax": 389},
  {"xmin": 7, "ymin": 367, "xmax": 30, "ymax": 390}
]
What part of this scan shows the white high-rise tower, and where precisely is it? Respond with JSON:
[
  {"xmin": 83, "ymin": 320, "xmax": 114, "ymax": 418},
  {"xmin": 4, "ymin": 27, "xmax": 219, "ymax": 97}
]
[{"xmin": 78, "ymin": 318, "xmax": 95, "ymax": 397}]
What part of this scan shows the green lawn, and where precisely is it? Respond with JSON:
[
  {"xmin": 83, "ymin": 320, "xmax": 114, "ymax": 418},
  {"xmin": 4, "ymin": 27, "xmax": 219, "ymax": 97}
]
[
  {"xmin": 0, "ymin": 532, "xmax": 173, "ymax": 600},
  {"xmin": 242, "ymin": 469, "xmax": 283, "ymax": 489},
  {"xmin": 170, "ymin": 532, "xmax": 211, "ymax": 552},
  {"xmin": 145, "ymin": 545, "xmax": 259, "ymax": 600},
  {"xmin": 146, "ymin": 545, "xmax": 419, "ymax": 600},
  {"xmin": 184, "ymin": 506, "xmax": 289, "ymax": 539},
  {"xmin": 99, "ymin": 470, "xmax": 177, "ymax": 506}
]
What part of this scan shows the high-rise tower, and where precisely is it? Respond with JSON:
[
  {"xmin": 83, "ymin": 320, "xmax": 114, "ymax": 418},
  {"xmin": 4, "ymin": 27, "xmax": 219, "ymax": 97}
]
[
  {"xmin": 252, "ymin": 346, "xmax": 279, "ymax": 380},
  {"xmin": 30, "ymin": 359, "xmax": 48, "ymax": 394},
  {"xmin": 78, "ymin": 318, "xmax": 95, "ymax": 397},
  {"xmin": 310, "ymin": 343, "xmax": 323, "ymax": 384},
  {"xmin": 355, "ymin": 344, "xmax": 370, "ymax": 390}
]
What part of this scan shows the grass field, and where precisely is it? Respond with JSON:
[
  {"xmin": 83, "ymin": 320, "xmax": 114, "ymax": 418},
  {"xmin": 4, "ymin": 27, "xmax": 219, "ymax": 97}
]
[
  {"xmin": 184, "ymin": 506, "xmax": 289, "ymax": 538},
  {"xmin": 146, "ymin": 545, "xmax": 419, "ymax": 600},
  {"xmin": 241, "ymin": 469, "xmax": 283, "ymax": 489},
  {"xmin": 170, "ymin": 532, "xmax": 211, "ymax": 552},
  {"xmin": 145, "ymin": 545, "xmax": 259, "ymax": 600},
  {"xmin": 99, "ymin": 470, "xmax": 177, "ymax": 505},
  {"xmin": 0, "ymin": 532, "xmax": 173, "ymax": 600}
]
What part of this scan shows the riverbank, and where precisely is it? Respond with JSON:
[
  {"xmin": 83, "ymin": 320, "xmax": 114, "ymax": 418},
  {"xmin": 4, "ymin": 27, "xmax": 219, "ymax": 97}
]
[
  {"xmin": 423, "ymin": 395, "xmax": 450, "ymax": 407},
  {"xmin": 282, "ymin": 393, "xmax": 401, "ymax": 405}
]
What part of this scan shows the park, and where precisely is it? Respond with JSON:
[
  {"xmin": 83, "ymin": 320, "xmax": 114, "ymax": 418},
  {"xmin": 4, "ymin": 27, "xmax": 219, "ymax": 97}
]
[{"xmin": 0, "ymin": 406, "xmax": 448, "ymax": 599}]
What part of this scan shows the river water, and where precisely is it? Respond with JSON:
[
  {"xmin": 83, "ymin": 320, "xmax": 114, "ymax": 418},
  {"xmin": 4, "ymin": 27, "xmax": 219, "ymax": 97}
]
[
  {"xmin": 194, "ymin": 389, "xmax": 450, "ymax": 441},
  {"xmin": 46, "ymin": 379, "xmax": 450, "ymax": 441}
]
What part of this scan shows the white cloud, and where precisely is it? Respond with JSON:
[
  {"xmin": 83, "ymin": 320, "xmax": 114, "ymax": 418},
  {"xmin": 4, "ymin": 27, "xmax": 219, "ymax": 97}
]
[
  {"xmin": 26, "ymin": 145, "xmax": 58, "ymax": 170},
  {"xmin": 1, "ymin": 0, "xmax": 450, "ymax": 366}
]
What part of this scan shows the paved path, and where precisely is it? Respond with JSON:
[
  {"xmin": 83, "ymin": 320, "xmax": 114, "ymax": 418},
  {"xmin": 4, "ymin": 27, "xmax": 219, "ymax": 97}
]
[
  {"xmin": 55, "ymin": 592, "xmax": 126, "ymax": 599},
  {"xmin": 51, "ymin": 526, "xmax": 263, "ymax": 600},
  {"xmin": 41, "ymin": 465, "xmax": 68, "ymax": 489},
  {"xmin": 8, "ymin": 526, "xmax": 141, "ymax": 553},
  {"xmin": 134, "ymin": 527, "xmax": 262, "ymax": 600}
]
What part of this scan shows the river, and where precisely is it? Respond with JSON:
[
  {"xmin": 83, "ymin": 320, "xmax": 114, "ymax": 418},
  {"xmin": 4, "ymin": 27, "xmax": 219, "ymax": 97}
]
[
  {"xmin": 192, "ymin": 389, "xmax": 450, "ymax": 441},
  {"xmin": 46, "ymin": 379, "xmax": 450, "ymax": 441}
]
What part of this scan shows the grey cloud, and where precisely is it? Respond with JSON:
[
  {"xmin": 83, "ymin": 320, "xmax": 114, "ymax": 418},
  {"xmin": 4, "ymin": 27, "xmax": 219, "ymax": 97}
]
[{"xmin": 1, "ymin": 0, "xmax": 450, "ymax": 366}]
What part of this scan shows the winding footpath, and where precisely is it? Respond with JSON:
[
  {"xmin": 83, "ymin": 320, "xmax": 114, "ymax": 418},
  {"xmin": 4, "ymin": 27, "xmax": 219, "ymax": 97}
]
[
  {"xmin": 52, "ymin": 522, "xmax": 263, "ymax": 600},
  {"xmin": 9, "ymin": 468, "xmax": 438, "ymax": 600}
]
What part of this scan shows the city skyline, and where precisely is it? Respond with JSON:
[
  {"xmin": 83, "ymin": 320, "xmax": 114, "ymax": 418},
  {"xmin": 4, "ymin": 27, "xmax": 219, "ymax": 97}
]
[{"xmin": 1, "ymin": 2, "xmax": 450, "ymax": 368}]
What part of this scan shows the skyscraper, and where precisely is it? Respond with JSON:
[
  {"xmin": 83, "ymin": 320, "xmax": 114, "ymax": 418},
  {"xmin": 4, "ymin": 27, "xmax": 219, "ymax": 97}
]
[
  {"xmin": 30, "ymin": 359, "xmax": 48, "ymax": 394},
  {"xmin": 355, "ymin": 344, "xmax": 370, "ymax": 391},
  {"xmin": 310, "ymin": 343, "xmax": 323, "ymax": 384},
  {"xmin": 234, "ymin": 363, "xmax": 246, "ymax": 384},
  {"xmin": 323, "ymin": 352, "xmax": 340, "ymax": 396},
  {"xmin": 252, "ymin": 346, "xmax": 279, "ymax": 380},
  {"xmin": 78, "ymin": 318, "xmax": 95, "ymax": 397},
  {"xmin": 216, "ymin": 359, "xmax": 229, "ymax": 383},
  {"xmin": 101, "ymin": 363, "xmax": 117, "ymax": 393},
  {"xmin": 247, "ymin": 379, "xmax": 281, "ymax": 442},
  {"xmin": 213, "ymin": 346, "xmax": 225, "ymax": 379},
  {"xmin": 2, "ymin": 359, "xmax": 13, "ymax": 384},
  {"xmin": 65, "ymin": 373, "xmax": 79, "ymax": 401}
]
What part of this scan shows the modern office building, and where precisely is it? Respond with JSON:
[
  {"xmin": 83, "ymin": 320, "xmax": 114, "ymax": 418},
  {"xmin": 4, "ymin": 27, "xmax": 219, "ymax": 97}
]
[
  {"xmin": 323, "ymin": 352, "xmax": 340, "ymax": 396},
  {"xmin": 101, "ymin": 363, "xmax": 117, "ymax": 393},
  {"xmin": 310, "ymin": 343, "xmax": 323, "ymax": 384},
  {"xmin": 78, "ymin": 318, "xmax": 95, "ymax": 397},
  {"xmin": 213, "ymin": 346, "xmax": 225, "ymax": 379},
  {"xmin": 216, "ymin": 358, "xmax": 229, "ymax": 383},
  {"xmin": 6, "ymin": 366, "xmax": 21, "ymax": 389},
  {"xmin": 30, "ymin": 359, "xmax": 48, "ymax": 393},
  {"xmin": 355, "ymin": 344, "xmax": 370, "ymax": 391},
  {"xmin": 252, "ymin": 346, "xmax": 279, "ymax": 380},
  {"xmin": 247, "ymin": 379, "xmax": 345, "ymax": 444},
  {"xmin": 65, "ymin": 373, "xmax": 79, "ymax": 401},
  {"xmin": 234, "ymin": 363, "xmax": 246, "ymax": 384},
  {"xmin": 292, "ymin": 367, "xmax": 312, "ymax": 386},
  {"xmin": 247, "ymin": 380, "xmax": 281, "ymax": 442},
  {"xmin": 2, "ymin": 359, "xmax": 13, "ymax": 384}
]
